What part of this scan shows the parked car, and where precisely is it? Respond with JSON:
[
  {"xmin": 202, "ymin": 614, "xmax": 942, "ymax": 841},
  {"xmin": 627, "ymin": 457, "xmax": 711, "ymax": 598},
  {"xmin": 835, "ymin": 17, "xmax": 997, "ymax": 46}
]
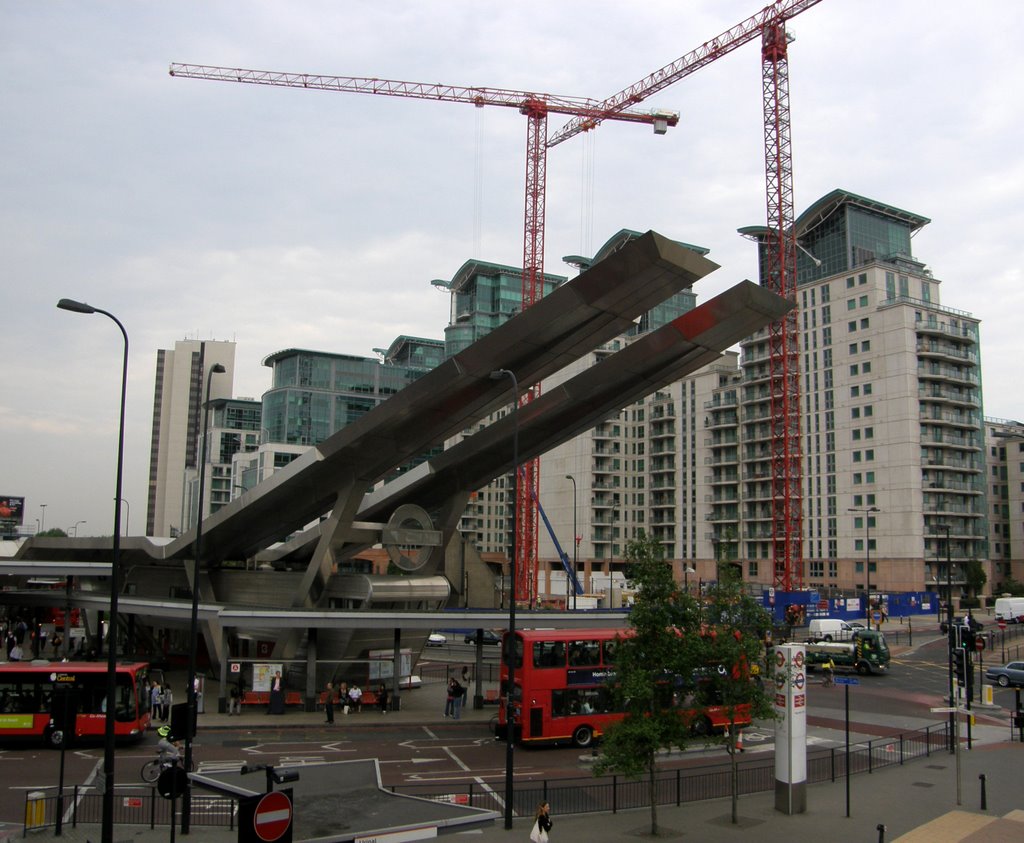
[
  {"xmin": 940, "ymin": 615, "xmax": 983, "ymax": 634},
  {"xmin": 985, "ymin": 661, "xmax": 1024, "ymax": 688},
  {"xmin": 426, "ymin": 632, "xmax": 447, "ymax": 647},
  {"xmin": 464, "ymin": 629, "xmax": 502, "ymax": 645}
]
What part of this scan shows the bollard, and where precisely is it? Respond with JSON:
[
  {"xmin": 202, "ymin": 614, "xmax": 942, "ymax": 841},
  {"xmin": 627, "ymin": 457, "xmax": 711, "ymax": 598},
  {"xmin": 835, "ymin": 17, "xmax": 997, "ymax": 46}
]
[
  {"xmin": 25, "ymin": 791, "xmax": 45, "ymax": 831},
  {"xmin": 979, "ymin": 773, "xmax": 987, "ymax": 810},
  {"xmin": 876, "ymin": 823, "xmax": 886, "ymax": 843}
]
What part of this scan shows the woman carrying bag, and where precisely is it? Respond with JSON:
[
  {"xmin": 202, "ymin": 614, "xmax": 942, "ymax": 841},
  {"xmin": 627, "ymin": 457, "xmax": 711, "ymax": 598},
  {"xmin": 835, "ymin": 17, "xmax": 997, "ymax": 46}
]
[{"xmin": 530, "ymin": 801, "xmax": 552, "ymax": 842}]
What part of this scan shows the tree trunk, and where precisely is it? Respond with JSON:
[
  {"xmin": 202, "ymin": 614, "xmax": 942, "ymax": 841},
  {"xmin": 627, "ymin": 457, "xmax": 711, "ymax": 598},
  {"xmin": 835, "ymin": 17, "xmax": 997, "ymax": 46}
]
[
  {"xmin": 728, "ymin": 718, "xmax": 739, "ymax": 824},
  {"xmin": 648, "ymin": 758, "xmax": 659, "ymax": 835}
]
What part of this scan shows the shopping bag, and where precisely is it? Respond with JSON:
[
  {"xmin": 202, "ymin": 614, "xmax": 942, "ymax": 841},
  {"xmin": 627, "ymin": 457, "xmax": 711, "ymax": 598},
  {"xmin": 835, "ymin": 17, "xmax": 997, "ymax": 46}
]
[{"xmin": 530, "ymin": 820, "xmax": 548, "ymax": 843}]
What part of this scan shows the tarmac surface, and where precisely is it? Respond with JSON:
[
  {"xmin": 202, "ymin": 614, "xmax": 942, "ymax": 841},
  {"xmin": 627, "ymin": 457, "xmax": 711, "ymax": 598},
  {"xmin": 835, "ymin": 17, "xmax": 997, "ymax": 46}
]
[{"xmin": 9, "ymin": 617, "xmax": 1024, "ymax": 842}]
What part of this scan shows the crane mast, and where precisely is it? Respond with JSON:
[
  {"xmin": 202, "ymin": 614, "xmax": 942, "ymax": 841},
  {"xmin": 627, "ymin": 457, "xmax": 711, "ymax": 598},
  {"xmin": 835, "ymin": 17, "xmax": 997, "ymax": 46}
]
[
  {"xmin": 548, "ymin": 0, "xmax": 823, "ymax": 590},
  {"xmin": 170, "ymin": 63, "xmax": 677, "ymax": 605}
]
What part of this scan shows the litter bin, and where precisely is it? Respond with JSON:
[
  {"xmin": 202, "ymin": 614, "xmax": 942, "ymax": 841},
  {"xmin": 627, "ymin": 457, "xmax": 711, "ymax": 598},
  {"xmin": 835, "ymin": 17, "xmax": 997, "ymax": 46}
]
[{"xmin": 25, "ymin": 791, "xmax": 45, "ymax": 831}]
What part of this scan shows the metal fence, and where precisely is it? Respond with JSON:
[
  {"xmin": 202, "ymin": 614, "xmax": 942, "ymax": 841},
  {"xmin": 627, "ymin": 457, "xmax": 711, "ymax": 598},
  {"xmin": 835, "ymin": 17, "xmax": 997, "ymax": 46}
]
[
  {"xmin": 22, "ymin": 784, "xmax": 237, "ymax": 836},
  {"xmin": 390, "ymin": 721, "xmax": 951, "ymax": 816}
]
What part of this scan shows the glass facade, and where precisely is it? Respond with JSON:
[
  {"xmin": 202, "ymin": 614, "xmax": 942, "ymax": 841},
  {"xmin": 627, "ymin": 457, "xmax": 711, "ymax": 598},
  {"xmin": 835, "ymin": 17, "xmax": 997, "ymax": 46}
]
[{"xmin": 261, "ymin": 340, "xmax": 444, "ymax": 448}]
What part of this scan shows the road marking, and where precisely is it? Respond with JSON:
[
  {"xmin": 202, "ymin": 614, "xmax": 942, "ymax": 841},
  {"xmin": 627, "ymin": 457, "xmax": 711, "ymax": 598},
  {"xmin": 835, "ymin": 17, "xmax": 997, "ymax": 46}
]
[{"xmin": 443, "ymin": 746, "xmax": 471, "ymax": 772}]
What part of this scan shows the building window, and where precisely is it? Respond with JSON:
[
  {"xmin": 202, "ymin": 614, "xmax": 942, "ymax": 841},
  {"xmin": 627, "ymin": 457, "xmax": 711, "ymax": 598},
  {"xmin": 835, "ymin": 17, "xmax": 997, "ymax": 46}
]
[
  {"xmin": 850, "ymin": 364, "xmax": 859, "ymax": 376},
  {"xmin": 849, "ymin": 343, "xmax": 858, "ymax": 355},
  {"xmin": 865, "ymin": 449, "xmax": 874, "ymax": 461},
  {"xmin": 847, "ymin": 299, "xmax": 857, "ymax": 311},
  {"xmin": 866, "ymin": 471, "xmax": 875, "ymax": 483},
  {"xmin": 853, "ymin": 451, "xmax": 862, "ymax": 462},
  {"xmin": 853, "ymin": 473, "xmax": 862, "ymax": 485},
  {"xmin": 860, "ymin": 318, "xmax": 869, "ymax": 329},
  {"xmin": 862, "ymin": 362, "xmax": 872, "ymax": 373},
  {"xmin": 852, "ymin": 407, "xmax": 860, "ymax": 419},
  {"xmin": 846, "ymin": 277, "xmax": 855, "ymax": 289},
  {"xmin": 858, "ymin": 273, "xmax": 867, "ymax": 286},
  {"xmin": 859, "ymin": 295, "xmax": 869, "ymax": 307},
  {"xmin": 851, "ymin": 386, "xmax": 860, "ymax": 397},
  {"xmin": 853, "ymin": 429, "xmax": 862, "ymax": 441},
  {"xmin": 865, "ymin": 427, "xmax": 874, "ymax": 439},
  {"xmin": 861, "ymin": 340, "xmax": 871, "ymax": 352}
]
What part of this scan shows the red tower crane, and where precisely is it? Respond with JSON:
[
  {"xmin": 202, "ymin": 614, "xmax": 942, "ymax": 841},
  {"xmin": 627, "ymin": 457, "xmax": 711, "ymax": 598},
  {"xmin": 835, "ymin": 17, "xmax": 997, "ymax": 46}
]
[
  {"xmin": 169, "ymin": 63, "xmax": 678, "ymax": 604},
  {"xmin": 548, "ymin": 0, "xmax": 825, "ymax": 590}
]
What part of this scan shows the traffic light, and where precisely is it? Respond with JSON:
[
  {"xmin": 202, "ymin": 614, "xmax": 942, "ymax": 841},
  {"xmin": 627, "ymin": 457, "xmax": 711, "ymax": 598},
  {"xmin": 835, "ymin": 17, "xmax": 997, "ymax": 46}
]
[
  {"xmin": 952, "ymin": 647, "xmax": 968, "ymax": 686},
  {"xmin": 960, "ymin": 627, "xmax": 976, "ymax": 652}
]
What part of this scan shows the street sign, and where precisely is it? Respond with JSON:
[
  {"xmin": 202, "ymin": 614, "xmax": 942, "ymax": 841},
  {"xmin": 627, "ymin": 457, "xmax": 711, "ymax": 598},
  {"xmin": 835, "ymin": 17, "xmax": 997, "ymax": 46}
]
[
  {"xmin": 998, "ymin": 619, "xmax": 1007, "ymax": 631},
  {"xmin": 254, "ymin": 790, "xmax": 292, "ymax": 842},
  {"xmin": 834, "ymin": 677, "xmax": 859, "ymax": 686},
  {"xmin": 930, "ymin": 706, "xmax": 956, "ymax": 713},
  {"xmin": 975, "ymin": 636, "xmax": 986, "ymax": 652},
  {"xmin": 156, "ymin": 766, "xmax": 188, "ymax": 799}
]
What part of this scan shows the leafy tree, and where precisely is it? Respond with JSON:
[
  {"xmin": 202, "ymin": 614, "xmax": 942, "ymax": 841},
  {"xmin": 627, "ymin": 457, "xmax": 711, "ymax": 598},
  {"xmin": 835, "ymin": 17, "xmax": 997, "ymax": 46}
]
[
  {"xmin": 963, "ymin": 559, "xmax": 987, "ymax": 599},
  {"xmin": 38, "ymin": 528, "xmax": 68, "ymax": 538},
  {"xmin": 593, "ymin": 533, "xmax": 699, "ymax": 836},
  {"xmin": 995, "ymin": 578, "xmax": 1024, "ymax": 597},
  {"xmin": 698, "ymin": 569, "xmax": 776, "ymax": 824}
]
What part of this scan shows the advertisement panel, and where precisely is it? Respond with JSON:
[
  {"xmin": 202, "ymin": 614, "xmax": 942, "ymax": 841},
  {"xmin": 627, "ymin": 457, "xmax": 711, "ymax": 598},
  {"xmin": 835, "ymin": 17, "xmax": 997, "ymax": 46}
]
[{"xmin": 0, "ymin": 497, "xmax": 25, "ymax": 524}]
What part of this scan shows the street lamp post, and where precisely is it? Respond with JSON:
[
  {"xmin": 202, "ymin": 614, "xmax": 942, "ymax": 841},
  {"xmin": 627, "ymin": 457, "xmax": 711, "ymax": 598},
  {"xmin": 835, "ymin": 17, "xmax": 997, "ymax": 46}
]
[
  {"xmin": 57, "ymin": 298, "xmax": 128, "ymax": 843},
  {"xmin": 936, "ymin": 523, "xmax": 956, "ymax": 752},
  {"xmin": 490, "ymin": 368, "xmax": 518, "ymax": 831},
  {"xmin": 72, "ymin": 520, "xmax": 86, "ymax": 537},
  {"xmin": 848, "ymin": 507, "xmax": 880, "ymax": 629},
  {"xmin": 565, "ymin": 474, "xmax": 577, "ymax": 610},
  {"xmin": 183, "ymin": 362, "xmax": 225, "ymax": 833},
  {"xmin": 39, "ymin": 504, "xmax": 47, "ymax": 533}
]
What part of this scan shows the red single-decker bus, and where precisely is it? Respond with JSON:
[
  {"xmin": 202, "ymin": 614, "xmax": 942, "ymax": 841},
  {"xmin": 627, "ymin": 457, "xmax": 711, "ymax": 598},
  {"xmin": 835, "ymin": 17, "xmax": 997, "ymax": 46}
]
[{"xmin": 0, "ymin": 660, "xmax": 152, "ymax": 747}]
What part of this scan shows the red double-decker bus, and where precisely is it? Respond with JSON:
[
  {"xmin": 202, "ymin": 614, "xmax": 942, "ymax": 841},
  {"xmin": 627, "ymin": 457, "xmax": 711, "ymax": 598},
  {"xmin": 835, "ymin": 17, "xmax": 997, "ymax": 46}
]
[
  {"xmin": 496, "ymin": 628, "xmax": 751, "ymax": 748},
  {"xmin": 0, "ymin": 660, "xmax": 152, "ymax": 747}
]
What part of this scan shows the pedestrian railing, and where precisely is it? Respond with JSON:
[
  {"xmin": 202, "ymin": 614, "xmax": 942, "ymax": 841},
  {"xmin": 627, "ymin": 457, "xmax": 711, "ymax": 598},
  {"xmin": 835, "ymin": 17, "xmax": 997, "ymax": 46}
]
[
  {"xmin": 397, "ymin": 721, "xmax": 951, "ymax": 817},
  {"xmin": 22, "ymin": 784, "xmax": 237, "ymax": 836}
]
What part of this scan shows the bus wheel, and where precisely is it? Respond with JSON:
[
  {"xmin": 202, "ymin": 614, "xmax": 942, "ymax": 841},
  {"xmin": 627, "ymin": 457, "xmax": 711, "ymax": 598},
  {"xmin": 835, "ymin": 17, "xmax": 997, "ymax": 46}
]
[
  {"xmin": 45, "ymin": 727, "xmax": 65, "ymax": 749},
  {"xmin": 572, "ymin": 725, "xmax": 594, "ymax": 748}
]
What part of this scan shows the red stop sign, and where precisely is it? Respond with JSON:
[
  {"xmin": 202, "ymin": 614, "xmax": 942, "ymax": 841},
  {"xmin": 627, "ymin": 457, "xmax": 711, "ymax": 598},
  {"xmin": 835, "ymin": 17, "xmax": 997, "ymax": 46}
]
[
  {"xmin": 998, "ymin": 619, "xmax": 1007, "ymax": 631},
  {"xmin": 254, "ymin": 791, "xmax": 291, "ymax": 842},
  {"xmin": 975, "ymin": 636, "xmax": 986, "ymax": 652}
]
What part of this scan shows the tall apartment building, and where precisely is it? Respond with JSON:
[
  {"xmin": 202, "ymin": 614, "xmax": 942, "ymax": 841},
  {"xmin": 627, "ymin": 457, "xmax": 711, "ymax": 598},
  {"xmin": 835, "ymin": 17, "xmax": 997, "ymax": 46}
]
[
  {"xmin": 984, "ymin": 417, "xmax": 1024, "ymax": 589},
  {"xmin": 146, "ymin": 339, "xmax": 236, "ymax": 537},
  {"xmin": 228, "ymin": 337, "xmax": 445, "ymax": 503},
  {"xmin": 534, "ymin": 191, "xmax": 992, "ymax": 602}
]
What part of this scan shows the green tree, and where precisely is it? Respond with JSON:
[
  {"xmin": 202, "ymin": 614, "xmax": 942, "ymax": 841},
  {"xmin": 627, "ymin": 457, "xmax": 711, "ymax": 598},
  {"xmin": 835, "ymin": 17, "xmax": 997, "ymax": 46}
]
[
  {"xmin": 593, "ymin": 533, "xmax": 699, "ymax": 836},
  {"xmin": 963, "ymin": 559, "xmax": 987, "ymax": 599},
  {"xmin": 698, "ymin": 571, "xmax": 776, "ymax": 824}
]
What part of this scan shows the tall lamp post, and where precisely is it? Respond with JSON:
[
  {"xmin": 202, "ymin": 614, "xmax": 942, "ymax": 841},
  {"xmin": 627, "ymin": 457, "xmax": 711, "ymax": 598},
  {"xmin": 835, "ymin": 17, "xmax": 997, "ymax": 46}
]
[
  {"xmin": 683, "ymin": 564, "xmax": 696, "ymax": 595},
  {"xmin": 72, "ymin": 520, "xmax": 86, "ymax": 537},
  {"xmin": 936, "ymin": 523, "xmax": 956, "ymax": 752},
  {"xmin": 183, "ymin": 362, "xmax": 225, "ymax": 833},
  {"xmin": 57, "ymin": 298, "xmax": 128, "ymax": 843},
  {"xmin": 564, "ymin": 474, "xmax": 578, "ymax": 610},
  {"xmin": 490, "ymin": 368, "xmax": 518, "ymax": 831},
  {"xmin": 39, "ymin": 504, "xmax": 47, "ymax": 533},
  {"xmin": 117, "ymin": 498, "xmax": 130, "ymax": 536},
  {"xmin": 848, "ymin": 506, "xmax": 880, "ymax": 629}
]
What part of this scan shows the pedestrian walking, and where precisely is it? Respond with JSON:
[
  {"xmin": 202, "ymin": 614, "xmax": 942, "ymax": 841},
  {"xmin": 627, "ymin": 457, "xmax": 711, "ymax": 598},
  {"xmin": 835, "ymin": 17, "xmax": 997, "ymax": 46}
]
[
  {"xmin": 161, "ymin": 684, "xmax": 173, "ymax": 721},
  {"xmin": 150, "ymin": 681, "xmax": 162, "ymax": 723},
  {"xmin": 444, "ymin": 678, "xmax": 457, "ymax": 718},
  {"xmin": 460, "ymin": 665, "xmax": 471, "ymax": 709},
  {"xmin": 324, "ymin": 682, "xmax": 335, "ymax": 724},
  {"xmin": 451, "ymin": 678, "xmax": 463, "ymax": 719},
  {"xmin": 228, "ymin": 682, "xmax": 241, "ymax": 716},
  {"xmin": 530, "ymin": 801, "xmax": 552, "ymax": 842},
  {"xmin": 269, "ymin": 671, "xmax": 285, "ymax": 715}
]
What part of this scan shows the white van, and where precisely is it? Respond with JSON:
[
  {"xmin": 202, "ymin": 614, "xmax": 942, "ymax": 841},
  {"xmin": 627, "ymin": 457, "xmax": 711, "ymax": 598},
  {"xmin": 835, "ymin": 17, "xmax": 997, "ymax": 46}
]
[
  {"xmin": 808, "ymin": 618, "xmax": 857, "ymax": 642},
  {"xmin": 994, "ymin": 597, "xmax": 1024, "ymax": 624}
]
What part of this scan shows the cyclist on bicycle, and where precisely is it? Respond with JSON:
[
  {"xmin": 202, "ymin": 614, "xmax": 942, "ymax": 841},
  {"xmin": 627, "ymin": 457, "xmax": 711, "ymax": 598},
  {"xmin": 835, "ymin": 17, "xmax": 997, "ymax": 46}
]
[{"xmin": 156, "ymin": 725, "xmax": 181, "ymax": 766}]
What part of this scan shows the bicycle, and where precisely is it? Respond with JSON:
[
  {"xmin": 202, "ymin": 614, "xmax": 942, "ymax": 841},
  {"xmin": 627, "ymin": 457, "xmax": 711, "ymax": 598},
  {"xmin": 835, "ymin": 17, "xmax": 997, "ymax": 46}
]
[
  {"xmin": 821, "ymin": 668, "xmax": 835, "ymax": 688},
  {"xmin": 141, "ymin": 752, "xmax": 195, "ymax": 783}
]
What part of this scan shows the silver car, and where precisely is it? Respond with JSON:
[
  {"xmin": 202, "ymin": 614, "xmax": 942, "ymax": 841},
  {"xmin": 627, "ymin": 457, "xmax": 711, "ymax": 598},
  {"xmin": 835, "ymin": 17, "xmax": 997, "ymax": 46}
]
[{"xmin": 985, "ymin": 661, "xmax": 1024, "ymax": 688}]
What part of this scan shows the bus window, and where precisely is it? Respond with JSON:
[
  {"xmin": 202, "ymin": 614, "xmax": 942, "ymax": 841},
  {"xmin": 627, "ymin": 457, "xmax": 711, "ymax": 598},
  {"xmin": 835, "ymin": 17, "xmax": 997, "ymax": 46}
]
[
  {"xmin": 568, "ymin": 641, "xmax": 599, "ymax": 666},
  {"xmin": 602, "ymin": 640, "xmax": 619, "ymax": 665},
  {"xmin": 532, "ymin": 641, "xmax": 566, "ymax": 668}
]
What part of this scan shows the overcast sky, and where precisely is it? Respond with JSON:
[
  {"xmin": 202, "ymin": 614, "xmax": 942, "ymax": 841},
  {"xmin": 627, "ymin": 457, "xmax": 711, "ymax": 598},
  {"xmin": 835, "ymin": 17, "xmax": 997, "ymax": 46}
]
[{"xmin": 3, "ymin": 1, "xmax": 1022, "ymax": 538}]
